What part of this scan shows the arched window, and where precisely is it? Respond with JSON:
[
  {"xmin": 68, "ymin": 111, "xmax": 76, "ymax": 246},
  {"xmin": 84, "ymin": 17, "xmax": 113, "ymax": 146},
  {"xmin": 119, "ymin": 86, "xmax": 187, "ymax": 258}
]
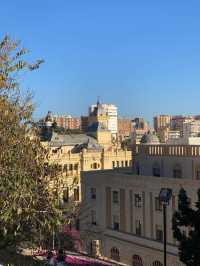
[
  {"xmin": 132, "ymin": 255, "xmax": 143, "ymax": 266},
  {"xmin": 152, "ymin": 261, "xmax": 163, "ymax": 266},
  {"xmin": 173, "ymin": 164, "xmax": 182, "ymax": 178},
  {"xmin": 63, "ymin": 188, "xmax": 69, "ymax": 203},
  {"xmin": 152, "ymin": 162, "xmax": 160, "ymax": 177},
  {"xmin": 91, "ymin": 162, "xmax": 99, "ymax": 169},
  {"xmin": 111, "ymin": 247, "xmax": 120, "ymax": 262}
]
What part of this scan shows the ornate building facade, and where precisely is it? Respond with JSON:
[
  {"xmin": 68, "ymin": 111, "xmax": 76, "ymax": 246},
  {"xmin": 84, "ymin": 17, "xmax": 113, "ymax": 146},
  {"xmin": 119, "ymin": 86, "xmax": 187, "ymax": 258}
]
[{"xmin": 43, "ymin": 130, "xmax": 132, "ymax": 206}]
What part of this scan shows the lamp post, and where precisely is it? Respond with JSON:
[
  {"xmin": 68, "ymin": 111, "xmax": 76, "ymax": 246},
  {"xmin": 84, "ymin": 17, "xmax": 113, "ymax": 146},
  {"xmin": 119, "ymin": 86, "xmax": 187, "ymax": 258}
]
[
  {"xmin": 52, "ymin": 228, "xmax": 55, "ymax": 250},
  {"xmin": 159, "ymin": 188, "xmax": 172, "ymax": 266}
]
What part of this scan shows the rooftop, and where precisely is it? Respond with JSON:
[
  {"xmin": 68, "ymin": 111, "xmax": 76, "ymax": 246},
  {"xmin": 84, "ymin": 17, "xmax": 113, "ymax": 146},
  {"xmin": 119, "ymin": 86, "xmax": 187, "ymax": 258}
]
[
  {"xmin": 81, "ymin": 168, "xmax": 200, "ymax": 189},
  {"xmin": 50, "ymin": 132, "xmax": 98, "ymax": 147}
]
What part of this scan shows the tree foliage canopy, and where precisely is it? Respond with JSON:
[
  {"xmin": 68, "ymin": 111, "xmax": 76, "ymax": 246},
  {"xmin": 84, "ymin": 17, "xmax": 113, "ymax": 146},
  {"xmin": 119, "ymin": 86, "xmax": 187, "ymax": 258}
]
[
  {"xmin": 172, "ymin": 188, "xmax": 200, "ymax": 266},
  {"xmin": 0, "ymin": 35, "xmax": 61, "ymax": 249}
]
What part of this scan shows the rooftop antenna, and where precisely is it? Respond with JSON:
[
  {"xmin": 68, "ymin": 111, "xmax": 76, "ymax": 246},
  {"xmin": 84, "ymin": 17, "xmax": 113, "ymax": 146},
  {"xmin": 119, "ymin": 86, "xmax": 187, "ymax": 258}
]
[{"xmin": 97, "ymin": 96, "xmax": 101, "ymax": 106}]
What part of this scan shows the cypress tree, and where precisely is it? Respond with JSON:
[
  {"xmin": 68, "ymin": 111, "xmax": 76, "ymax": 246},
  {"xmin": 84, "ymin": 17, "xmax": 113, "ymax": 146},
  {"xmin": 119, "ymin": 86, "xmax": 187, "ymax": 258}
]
[{"xmin": 173, "ymin": 188, "xmax": 200, "ymax": 266}]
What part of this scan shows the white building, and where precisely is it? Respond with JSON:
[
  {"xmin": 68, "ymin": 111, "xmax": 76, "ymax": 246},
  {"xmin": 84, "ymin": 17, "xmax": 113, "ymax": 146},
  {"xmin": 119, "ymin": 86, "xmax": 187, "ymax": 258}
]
[
  {"xmin": 89, "ymin": 103, "xmax": 118, "ymax": 138},
  {"xmin": 166, "ymin": 120, "xmax": 200, "ymax": 145}
]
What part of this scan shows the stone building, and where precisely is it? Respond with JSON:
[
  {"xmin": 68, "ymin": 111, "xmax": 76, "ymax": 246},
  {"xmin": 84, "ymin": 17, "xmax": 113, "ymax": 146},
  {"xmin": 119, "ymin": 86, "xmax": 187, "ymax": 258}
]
[
  {"xmin": 80, "ymin": 131, "xmax": 200, "ymax": 266},
  {"xmin": 43, "ymin": 128, "xmax": 132, "ymax": 206}
]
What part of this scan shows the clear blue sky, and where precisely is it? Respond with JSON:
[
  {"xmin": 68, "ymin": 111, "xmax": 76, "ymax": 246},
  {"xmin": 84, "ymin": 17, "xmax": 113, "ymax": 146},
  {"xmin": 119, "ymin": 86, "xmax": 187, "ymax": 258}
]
[{"xmin": 1, "ymin": 0, "xmax": 200, "ymax": 123}]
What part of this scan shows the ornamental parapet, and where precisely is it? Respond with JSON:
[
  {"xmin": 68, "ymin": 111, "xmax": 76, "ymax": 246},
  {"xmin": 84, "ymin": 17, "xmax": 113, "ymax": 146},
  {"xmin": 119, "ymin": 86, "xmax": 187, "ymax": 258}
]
[{"xmin": 134, "ymin": 144, "xmax": 200, "ymax": 157}]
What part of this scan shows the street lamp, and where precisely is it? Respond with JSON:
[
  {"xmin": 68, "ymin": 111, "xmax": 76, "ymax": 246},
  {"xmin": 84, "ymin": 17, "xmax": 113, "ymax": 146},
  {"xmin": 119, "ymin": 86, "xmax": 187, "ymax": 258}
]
[{"xmin": 159, "ymin": 188, "xmax": 172, "ymax": 266}]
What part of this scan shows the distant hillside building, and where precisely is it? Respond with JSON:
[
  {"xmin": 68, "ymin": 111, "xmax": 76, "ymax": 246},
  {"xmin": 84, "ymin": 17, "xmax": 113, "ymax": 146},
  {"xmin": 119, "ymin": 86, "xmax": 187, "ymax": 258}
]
[
  {"xmin": 154, "ymin": 115, "xmax": 171, "ymax": 132},
  {"xmin": 157, "ymin": 127, "xmax": 180, "ymax": 143},
  {"xmin": 81, "ymin": 116, "xmax": 89, "ymax": 132},
  {"xmin": 117, "ymin": 118, "xmax": 132, "ymax": 141},
  {"xmin": 131, "ymin": 117, "xmax": 150, "ymax": 144},
  {"xmin": 53, "ymin": 114, "xmax": 81, "ymax": 130},
  {"xmin": 170, "ymin": 116, "xmax": 193, "ymax": 135}
]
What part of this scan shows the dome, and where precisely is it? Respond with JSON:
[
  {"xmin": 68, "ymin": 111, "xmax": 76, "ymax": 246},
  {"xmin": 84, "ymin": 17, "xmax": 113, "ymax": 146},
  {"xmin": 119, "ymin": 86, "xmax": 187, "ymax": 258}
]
[{"xmin": 140, "ymin": 131, "xmax": 160, "ymax": 144}]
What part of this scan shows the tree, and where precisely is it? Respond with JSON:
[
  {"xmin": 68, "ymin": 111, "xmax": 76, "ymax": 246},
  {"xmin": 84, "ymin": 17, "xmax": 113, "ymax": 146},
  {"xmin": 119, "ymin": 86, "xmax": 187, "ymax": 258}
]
[
  {"xmin": 172, "ymin": 188, "xmax": 200, "ymax": 266},
  {"xmin": 0, "ymin": 35, "xmax": 61, "ymax": 250}
]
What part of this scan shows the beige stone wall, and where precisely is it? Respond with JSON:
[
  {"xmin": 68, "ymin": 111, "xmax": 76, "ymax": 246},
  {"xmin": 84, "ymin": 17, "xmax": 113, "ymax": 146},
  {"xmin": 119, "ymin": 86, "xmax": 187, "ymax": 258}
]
[
  {"xmin": 81, "ymin": 170, "xmax": 199, "ymax": 265},
  {"xmin": 102, "ymin": 234, "xmax": 183, "ymax": 266},
  {"xmin": 96, "ymin": 130, "xmax": 112, "ymax": 149}
]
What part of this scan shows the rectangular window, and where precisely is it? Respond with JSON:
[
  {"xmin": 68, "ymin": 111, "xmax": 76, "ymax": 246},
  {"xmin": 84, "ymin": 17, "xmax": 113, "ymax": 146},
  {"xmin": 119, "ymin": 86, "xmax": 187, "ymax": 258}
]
[
  {"xmin": 113, "ymin": 215, "xmax": 119, "ymax": 231},
  {"xmin": 63, "ymin": 188, "xmax": 69, "ymax": 203},
  {"xmin": 117, "ymin": 161, "xmax": 119, "ymax": 168},
  {"xmin": 91, "ymin": 187, "xmax": 96, "ymax": 199},
  {"xmin": 91, "ymin": 210, "xmax": 97, "ymax": 225},
  {"xmin": 135, "ymin": 194, "xmax": 142, "ymax": 208},
  {"xmin": 74, "ymin": 187, "xmax": 79, "ymax": 201},
  {"xmin": 135, "ymin": 220, "xmax": 142, "ymax": 236},
  {"xmin": 113, "ymin": 191, "xmax": 119, "ymax": 204},
  {"xmin": 156, "ymin": 225, "xmax": 163, "ymax": 242},
  {"xmin": 173, "ymin": 169, "xmax": 182, "ymax": 178},
  {"xmin": 121, "ymin": 161, "xmax": 124, "ymax": 167},
  {"xmin": 155, "ymin": 197, "xmax": 162, "ymax": 211},
  {"xmin": 58, "ymin": 164, "xmax": 62, "ymax": 171},
  {"xmin": 196, "ymin": 169, "xmax": 200, "ymax": 180},
  {"xmin": 69, "ymin": 164, "xmax": 73, "ymax": 171},
  {"xmin": 112, "ymin": 161, "xmax": 115, "ymax": 168},
  {"xmin": 63, "ymin": 164, "xmax": 68, "ymax": 172},
  {"xmin": 74, "ymin": 163, "xmax": 79, "ymax": 170},
  {"xmin": 125, "ymin": 161, "xmax": 128, "ymax": 167},
  {"xmin": 153, "ymin": 167, "xmax": 160, "ymax": 177}
]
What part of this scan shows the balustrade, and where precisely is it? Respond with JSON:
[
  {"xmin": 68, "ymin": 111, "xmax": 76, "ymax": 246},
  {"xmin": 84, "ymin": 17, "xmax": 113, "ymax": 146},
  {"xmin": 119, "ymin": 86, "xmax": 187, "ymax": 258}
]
[{"xmin": 134, "ymin": 144, "xmax": 200, "ymax": 157}]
